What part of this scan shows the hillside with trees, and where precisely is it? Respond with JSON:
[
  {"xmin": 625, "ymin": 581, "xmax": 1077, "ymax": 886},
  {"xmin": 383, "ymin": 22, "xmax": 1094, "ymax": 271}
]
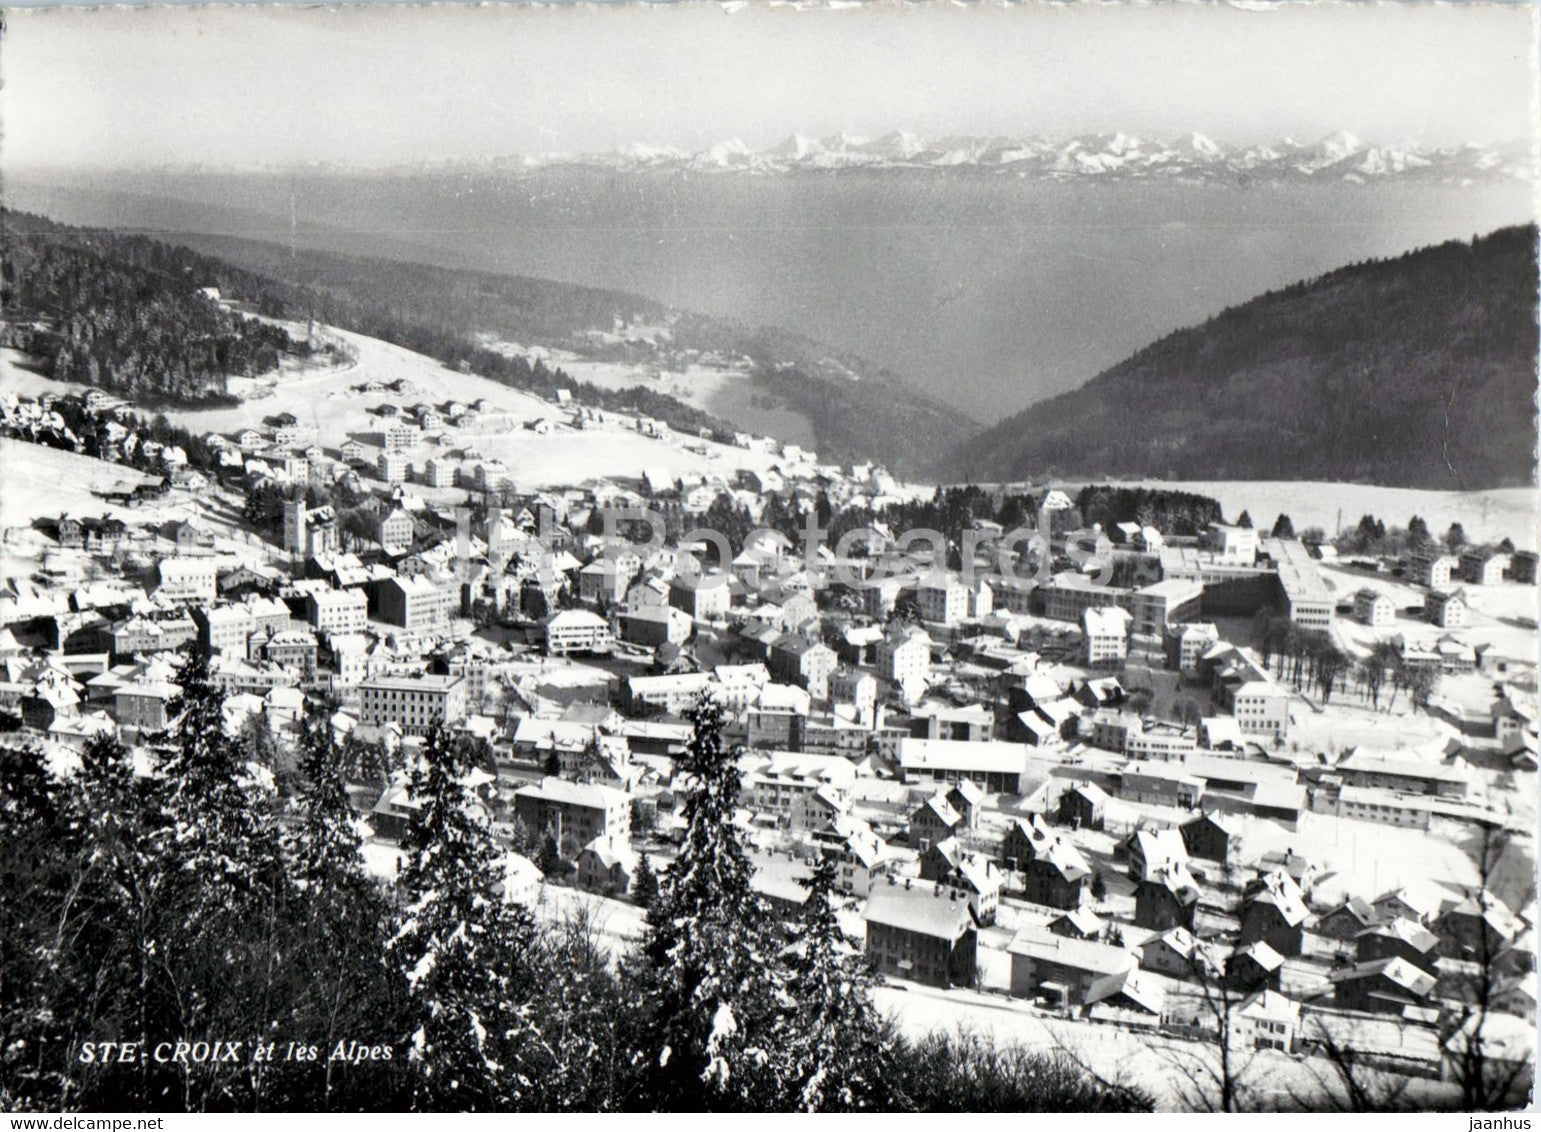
[
  {"xmin": 139, "ymin": 231, "xmax": 979, "ymax": 475},
  {"xmin": 0, "ymin": 212, "xmax": 310, "ymax": 406},
  {"xmin": 942, "ymin": 226, "xmax": 1539, "ymax": 490}
]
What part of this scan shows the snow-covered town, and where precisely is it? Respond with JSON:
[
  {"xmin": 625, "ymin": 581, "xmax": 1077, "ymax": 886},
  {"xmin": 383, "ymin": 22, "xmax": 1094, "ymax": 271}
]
[
  {"xmin": 0, "ymin": 312, "xmax": 1534, "ymax": 1110},
  {"xmin": 3, "ymin": 0, "xmax": 1537, "ymax": 1115}
]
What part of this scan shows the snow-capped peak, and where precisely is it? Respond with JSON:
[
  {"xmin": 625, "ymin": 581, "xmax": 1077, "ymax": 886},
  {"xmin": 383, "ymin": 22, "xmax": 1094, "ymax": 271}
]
[
  {"xmin": 769, "ymin": 133, "xmax": 821, "ymax": 161},
  {"xmin": 1187, "ymin": 132, "xmax": 1222, "ymax": 158},
  {"xmin": 493, "ymin": 131, "xmax": 1520, "ymax": 185},
  {"xmin": 1315, "ymin": 130, "xmax": 1364, "ymax": 161}
]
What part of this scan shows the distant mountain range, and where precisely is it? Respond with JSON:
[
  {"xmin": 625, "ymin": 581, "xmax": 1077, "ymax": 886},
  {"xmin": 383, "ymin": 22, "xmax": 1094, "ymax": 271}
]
[
  {"xmin": 939, "ymin": 225, "xmax": 1540, "ymax": 491},
  {"xmin": 407, "ymin": 131, "xmax": 1531, "ymax": 185}
]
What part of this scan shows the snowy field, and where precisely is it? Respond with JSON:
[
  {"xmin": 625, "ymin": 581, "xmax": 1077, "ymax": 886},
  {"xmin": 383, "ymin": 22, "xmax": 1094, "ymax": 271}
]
[
  {"xmin": 479, "ymin": 335, "xmax": 820, "ymax": 450},
  {"xmin": 1, "ymin": 329, "xmax": 787, "ymax": 492},
  {"xmin": 0, "ymin": 437, "xmax": 284, "ymax": 559},
  {"xmin": 0, "ymin": 436, "xmax": 157, "ymax": 531},
  {"xmin": 1068, "ymin": 479, "xmax": 1537, "ymax": 551},
  {"xmin": 870, "ymin": 980, "xmax": 1460, "ymax": 1111}
]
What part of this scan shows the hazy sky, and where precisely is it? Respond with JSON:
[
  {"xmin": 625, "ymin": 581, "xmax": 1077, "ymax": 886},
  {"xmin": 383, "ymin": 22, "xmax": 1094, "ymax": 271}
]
[{"xmin": 2, "ymin": 2, "xmax": 1536, "ymax": 169}]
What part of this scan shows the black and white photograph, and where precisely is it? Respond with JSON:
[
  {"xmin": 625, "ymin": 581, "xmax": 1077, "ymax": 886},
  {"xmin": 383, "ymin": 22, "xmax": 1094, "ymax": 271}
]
[{"xmin": 0, "ymin": 0, "xmax": 1536, "ymax": 1115}]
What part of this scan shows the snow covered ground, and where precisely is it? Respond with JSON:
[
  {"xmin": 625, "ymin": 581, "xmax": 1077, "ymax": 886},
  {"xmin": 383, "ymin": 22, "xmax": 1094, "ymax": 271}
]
[
  {"xmin": 1, "ymin": 329, "xmax": 787, "ymax": 492},
  {"xmin": 0, "ymin": 436, "xmax": 284, "ymax": 586},
  {"xmin": 478, "ymin": 335, "xmax": 820, "ymax": 450},
  {"xmin": 0, "ymin": 436, "xmax": 157, "ymax": 531},
  {"xmin": 1074, "ymin": 479, "xmax": 1537, "ymax": 551}
]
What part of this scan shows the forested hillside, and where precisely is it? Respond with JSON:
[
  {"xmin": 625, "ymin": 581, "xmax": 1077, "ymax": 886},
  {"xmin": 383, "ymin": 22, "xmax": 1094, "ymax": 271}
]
[
  {"xmin": 0, "ymin": 212, "xmax": 309, "ymax": 406},
  {"xmin": 944, "ymin": 226, "xmax": 1540, "ymax": 490},
  {"xmin": 154, "ymin": 232, "xmax": 977, "ymax": 473}
]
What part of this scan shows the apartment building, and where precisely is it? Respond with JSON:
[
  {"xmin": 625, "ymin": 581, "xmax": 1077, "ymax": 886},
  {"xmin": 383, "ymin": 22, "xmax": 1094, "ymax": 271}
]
[
  {"xmin": 307, "ymin": 587, "xmax": 369, "ymax": 636},
  {"xmin": 544, "ymin": 609, "xmax": 614, "ymax": 656},
  {"xmin": 155, "ymin": 556, "xmax": 218, "ymax": 604},
  {"xmin": 358, "ymin": 672, "xmax": 467, "ymax": 735},
  {"xmin": 377, "ymin": 575, "xmax": 457, "ymax": 633}
]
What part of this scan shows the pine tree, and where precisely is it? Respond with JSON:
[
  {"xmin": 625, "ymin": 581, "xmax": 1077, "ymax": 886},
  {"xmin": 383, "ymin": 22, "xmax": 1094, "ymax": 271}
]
[
  {"xmin": 536, "ymin": 831, "xmax": 564, "ymax": 878},
  {"xmin": 161, "ymin": 648, "xmax": 285, "ymax": 895},
  {"xmin": 0, "ymin": 742, "xmax": 86, "ymax": 1110},
  {"xmin": 390, "ymin": 724, "xmax": 540, "ymax": 1111},
  {"xmin": 632, "ymin": 692, "xmax": 790, "ymax": 1109},
  {"xmin": 157, "ymin": 649, "xmax": 292, "ymax": 1109},
  {"xmin": 288, "ymin": 703, "xmax": 365, "ymax": 884},
  {"xmin": 284, "ymin": 700, "xmax": 403, "ymax": 1109},
  {"xmin": 632, "ymin": 852, "xmax": 659, "ymax": 910},
  {"xmin": 1269, "ymin": 513, "xmax": 1294, "ymax": 539},
  {"xmin": 781, "ymin": 855, "xmax": 890, "ymax": 1110},
  {"xmin": 1235, "ymin": 510, "xmax": 1253, "ymax": 529}
]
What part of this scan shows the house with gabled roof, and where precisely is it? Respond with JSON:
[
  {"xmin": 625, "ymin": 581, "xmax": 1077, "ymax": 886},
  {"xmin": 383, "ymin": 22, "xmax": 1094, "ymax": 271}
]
[
  {"xmin": 811, "ymin": 814, "xmax": 894, "ymax": 897},
  {"xmin": 1181, "ymin": 810, "xmax": 1244, "ymax": 866},
  {"xmin": 1356, "ymin": 916, "xmax": 1441, "ymax": 976},
  {"xmin": 1124, "ymin": 826, "xmax": 1189, "ymax": 882},
  {"xmin": 1239, "ymin": 873, "xmax": 1310, "ymax": 957},
  {"xmin": 1048, "ymin": 906, "xmax": 1106, "ymax": 941},
  {"xmin": 1374, "ymin": 882, "xmax": 1458, "ymax": 925},
  {"xmin": 908, "ymin": 791, "xmax": 965, "ymax": 850},
  {"xmin": 1425, "ymin": 587, "xmax": 1470, "ymax": 628},
  {"xmin": 1021, "ymin": 832, "xmax": 1093, "ymax": 911},
  {"xmin": 1135, "ymin": 862, "xmax": 1201, "ymax": 932},
  {"xmin": 864, "ymin": 878, "xmax": 978, "ymax": 988},
  {"xmin": 1228, "ymin": 939, "xmax": 1285, "ymax": 992},
  {"xmin": 1316, "ymin": 896, "xmax": 1380, "ymax": 941},
  {"xmin": 1084, "ymin": 967, "xmax": 1166, "ymax": 1026},
  {"xmin": 575, "ymin": 835, "xmax": 638, "ymax": 897},
  {"xmin": 1229, "ymin": 990, "xmax": 1300, "ymax": 1052},
  {"xmin": 1000, "ymin": 813, "xmax": 1054, "ymax": 873},
  {"xmin": 1138, "ymin": 926, "xmax": 1222, "ymax": 980},
  {"xmin": 1438, "ymin": 889, "xmax": 1524, "ymax": 960},
  {"xmin": 944, "ymin": 779, "xmax": 987, "ymax": 828},
  {"xmin": 749, "ymin": 850, "xmax": 814, "ymax": 917},
  {"xmin": 1329, "ymin": 955, "xmax": 1437, "ymax": 1015},
  {"xmin": 918, "ymin": 837, "xmax": 1004, "ymax": 926},
  {"xmin": 1056, "ymin": 781, "xmax": 1109, "ymax": 831},
  {"xmin": 1007, "ymin": 928, "xmax": 1135, "ymax": 1006}
]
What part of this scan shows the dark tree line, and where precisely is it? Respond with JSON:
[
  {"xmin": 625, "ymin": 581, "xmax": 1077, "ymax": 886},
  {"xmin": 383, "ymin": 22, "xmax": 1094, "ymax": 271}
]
[{"xmin": 1075, "ymin": 485, "xmax": 1226, "ymax": 538}]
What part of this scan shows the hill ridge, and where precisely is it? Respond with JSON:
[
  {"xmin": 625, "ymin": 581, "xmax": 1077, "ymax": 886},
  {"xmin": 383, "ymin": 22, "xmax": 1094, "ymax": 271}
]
[{"xmin": 938, "ymin": 226, "xmax": 1539, "ymax": 491}]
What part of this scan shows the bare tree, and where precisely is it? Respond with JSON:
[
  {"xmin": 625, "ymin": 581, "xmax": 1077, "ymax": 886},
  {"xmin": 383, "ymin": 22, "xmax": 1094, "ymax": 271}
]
[
  {"xmin": 1440, "ymin": 825, "xmax": 1535, "ymax": 1111},
  {"xmin": 1155, "ymin": 945, "xmax": 1266, "ymax": 1112},
  {"xmin": 1291, "ymin": 1012, "xmax": 1415, "ymax": 1112}
]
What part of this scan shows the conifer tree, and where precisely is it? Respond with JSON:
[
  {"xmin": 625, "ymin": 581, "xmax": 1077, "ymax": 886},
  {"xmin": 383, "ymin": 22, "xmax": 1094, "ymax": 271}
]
[
  {"xmin": 157, "ymin": 649, "xmax": 291, "ymax": 1109},
  {"xmin": 0, "ymin": 742, "xmax": 85, "ymax": 1111},
  {"xmin": 633, "ymin": 692, "xmax": 790, "ymax": 1109},
  {"xmin": 285, "ymin": 701, "xmax": 403, "ymax": 1109},
  {"xmin": 632, "ymin": 852, "xmax": 659, "ymax": 910},
  {"xmin": 289, "ymin": 703, "xmax": 365, "ymax": 884},
  {"xmin": 781, "ymin": 854, "xmax": 890, "ymax": 1110},
  {"xmin": 390, "ymin": 724, "xmax": 540, "ymax": 1110},
  {"xmin": 536, "ymin": 831, "xmax": 564, "ymax": 878},
  {"xmin": 161, "ymin": 648, "xmax": 284, "ymax": 896}
]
